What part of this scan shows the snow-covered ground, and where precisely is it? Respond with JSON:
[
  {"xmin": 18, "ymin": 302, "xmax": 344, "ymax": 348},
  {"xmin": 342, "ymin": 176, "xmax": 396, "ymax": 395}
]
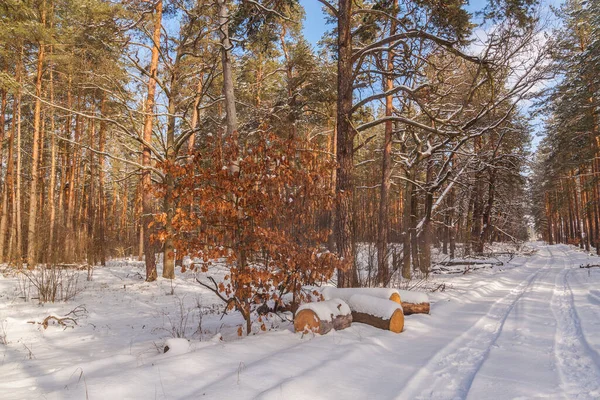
[{"xmin": 1, "ymin": 243, "xmax": 600, "ymax": 399}]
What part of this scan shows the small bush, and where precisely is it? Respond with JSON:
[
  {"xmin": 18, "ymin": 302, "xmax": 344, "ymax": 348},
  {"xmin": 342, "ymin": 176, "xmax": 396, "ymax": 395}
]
[
  {"xmin": 156, "ymin": 295, "xmax": 203, "ymax": 339},
  {"xmin": 20, "ymin": 266, "xmax": 83, "ymax": 303},
  {"xmin": 0, "ymin": 320, "xmax": 8, "ymax": 345}
]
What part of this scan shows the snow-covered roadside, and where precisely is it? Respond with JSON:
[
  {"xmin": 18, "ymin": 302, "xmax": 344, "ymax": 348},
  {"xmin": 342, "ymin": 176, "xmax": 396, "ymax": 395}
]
[{"xmin": 1, "ymin": 243, "xmax": 599, "ymax": 399}]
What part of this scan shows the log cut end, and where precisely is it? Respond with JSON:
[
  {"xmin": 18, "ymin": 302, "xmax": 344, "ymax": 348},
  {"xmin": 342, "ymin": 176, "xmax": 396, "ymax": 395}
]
[
  {"xmin": 294, "ymin": 309, "xmax": 320, "ymax": 333},
  {"xmin": 294, "ymin": 299, "xmax": 352, "ymax": 335},
  {"xmin": 389, "ymin": 309, "xmax": 405, "ymax": 333},
  {"xmin": 389, "ymin": 292, "xmax": 402, "ymax": 304}
]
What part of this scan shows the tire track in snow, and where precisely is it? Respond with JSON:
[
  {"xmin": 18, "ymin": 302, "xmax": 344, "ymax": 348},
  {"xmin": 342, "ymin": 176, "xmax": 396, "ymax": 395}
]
[
  {"xmin": 252, "ymin": 334, "xmax": 378, "ymax": 399},
  {"xmin": 186, "ymin": 332, "xmax": 364, "ymax": 398},
  {"xmin": 551, "ymin": 249, "xmax": 600, "ymax": 399},
  {"xmin": 395, "ymin": 249, "xmax": 553, "ymax": 400}
]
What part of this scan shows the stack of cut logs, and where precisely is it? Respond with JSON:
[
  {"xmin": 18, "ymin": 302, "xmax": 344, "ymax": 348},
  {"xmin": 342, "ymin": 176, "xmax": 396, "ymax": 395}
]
[{"xmin": 293, "ymin": 287, "xmax": 430, "ymax": 335}]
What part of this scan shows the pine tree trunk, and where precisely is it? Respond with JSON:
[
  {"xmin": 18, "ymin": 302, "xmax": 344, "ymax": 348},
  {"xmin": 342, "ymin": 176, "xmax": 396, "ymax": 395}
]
[
  {"xmin": 0, "ymin": 69, "xmax": 16, "ymax": 262},
  {"xmin": 47, "ymin": 52, "xmax": 57, "ymax": 264},
  {"xmin": 27, "ymin": 4, "xmax": 46, "ymax": 268},
  {"xmin": 402, "ymin": 174, "xmax": 412, "ymax": 280},
  {"xmin": 14, "ymin": 62, "xmax": 23, "ymax": 267},
  {"xmin": 335, "ymin": 0, "xmax": 357, "ymax": 288},
  {"xmin": 376, "ymin": 3, "xmax": 397, "ymax": 285},
  {"xmin": 218, "ymin": 0, "xmax": 237, "ymax": 140},
  {"xmin": 188, "ymin": 76, "xmax": 203, "ymax": 155},
  {"xmin": 141, "ymin": 0, "xmax": 163, "ymax": 281},
  {"xmin": 162, "ymin": 49, "xmax": 182, "ymax": 279},
  {"xmin": 481, "ymin": 169, "xmax": 496, "ymax": 246},
  {"xmin": 97, "ymin": 98, "xmax": 106, "ymax": 266},
  {"xmin": 87, "ymin": 118, "xmax": 96, "ymax": 266},
  {"xmin": 0, "ymin": 85, "xmax": 8, "ymax": 261}
]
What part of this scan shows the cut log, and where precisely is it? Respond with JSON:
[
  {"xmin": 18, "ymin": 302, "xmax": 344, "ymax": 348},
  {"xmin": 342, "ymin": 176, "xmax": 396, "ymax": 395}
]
[
  {"xmin": 436, "ymin": 260, "xmax": 503, "ymax": 267},
  {"xmin": 401, "ymin": 302, "xmax": 430, "ymax": 315},
  {"xmin": 347, "ymin": 294, "xmax": 404, "ymax": 333},
  {"xmin": 321, "ymin": 287, "xmax": 430, "ymax": 315},
  {"xmin": 397, "ymin": 289, "xmax": 430, "ymax": 315},
  {"xmin": 294, "ymin": 299, "xmax": 352, "ymax": 335}
]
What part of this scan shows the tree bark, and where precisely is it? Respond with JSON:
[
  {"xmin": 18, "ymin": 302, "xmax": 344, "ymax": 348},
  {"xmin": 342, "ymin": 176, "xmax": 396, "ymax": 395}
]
[
  {"xmin": 376, "ymin": 2, "xmax": 397, "ymax": 285},
  {"xmin": 14, "ymin": 48, "xmax": 23, "ymax": 267},
  {"xmin": 335, "ymin": 0, "xmax": 358, "ymax": 288},
  {"xmin": 97, "ymin": 98, "xmax": 107, "ymax": 266},
  {"xmin": 162, "ymin": 44, "xmax": 183, "ymax": 279},
  {"xmin": 141, "ymin": 0, "xmax": 163, "ymax": 281},
  {"xmin": 218, "ymin": 0, "xmax": 237, "ymax": 140},
  {"xmin": 27, "ymin": 3, "xmax": 46, "ymax": 268},
  {"xmin": 0, "ymin": 85, "xmax": 10, "ymax": 261},
  {"xmin": 402, "ymin": 173, "xmax": 413, "ymax": 280}
]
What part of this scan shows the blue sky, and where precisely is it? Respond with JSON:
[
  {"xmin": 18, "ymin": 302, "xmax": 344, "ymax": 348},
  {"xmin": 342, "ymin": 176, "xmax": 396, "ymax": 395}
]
[{"xmin": 300, "ymin": 0, "xmax": 494, "ymax": 45}]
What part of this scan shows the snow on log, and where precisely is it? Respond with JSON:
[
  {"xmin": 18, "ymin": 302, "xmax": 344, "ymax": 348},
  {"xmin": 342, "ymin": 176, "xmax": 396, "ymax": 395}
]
[
  {"xmin": 321, "ymin": 287, "xmax": 402, "ymax": 304},
  {"xmin": 397, "ymin": 289, "xmax": 428, "ymax": 304},
  {"xmin": 294, "ymin": 298, "xmax": 352, "ymax": 334},
  {"xmin": 346, "ymin": 294, "xmax": 404, "ymax": 333},
  {"xmin": 321, "ymin": 287, "xmax": 429, "ymax": 315},
  {"xmin": 397, "ymin": 290, "xmax": 430, "ymax": 315}
]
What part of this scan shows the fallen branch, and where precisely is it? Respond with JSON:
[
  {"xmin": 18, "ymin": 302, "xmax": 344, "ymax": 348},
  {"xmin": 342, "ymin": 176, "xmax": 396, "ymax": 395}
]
[
  {"xmin": 580, "ymin": 264, "xmax": 600, "ymax": 269},
  {"xmin": 28, "ymin": 305, "xmax": 88, "ymax": 330},
  {"xmin": 436, "ymin": 260, "xmax": 503, "ymax": 267}
]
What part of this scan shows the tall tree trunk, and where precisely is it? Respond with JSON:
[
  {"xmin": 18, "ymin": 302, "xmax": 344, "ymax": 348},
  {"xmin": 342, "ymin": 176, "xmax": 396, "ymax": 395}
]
[
  {"xmin": 141, "ymin": 0, "xmax": 163, "ymax": 281},
  {"xmin": 480, "ymin": 169, "xmax": 496, "ymax": 246},
  {"xmin": 418, "ymin": 161, "xmax": 434, "ymax": 275},
  {"xmin": 14, "ymin": 53, "xmax": 23, "ymax": 267},
  {"xmin": 279, "ymin": 25, "xmax": 297, "ymax": 139},
  {"xmin": 0, "ymin": 65, "xmax": 17, "ymax": 262},
  {"xmin": 376, "ymin": 2, "xmax": 397, "ymax": 286},
  {"xmin": 409, "ymin": 182, "xmax": 420, "ymax": 272},
  {"xmin": 218, "ymin": 0, "xmax": 237, "ymax": 140},
  {"xmin": 163, "ymin": 48, "xmax": 183, "ymax": 279},
  {"xmin": 27, "ymin": 2, "xmax": 46, "ymax": 268},
  {"xmin": 47, "ymin": 48, "xmax": 57, "ymax": 264},
  {"xmin": 402, "ymin": 173, "xmax": 413, "ymax": 280},
  {"xmin": 97, "ymin": 97, "xmax": 107, "ymax": 266},
  {"xmin": 0, "ymin": 85, "xmax": 9, "ymax": 261},
  {"xmin": 87, "ymin": 118, "xmax": 96, "ymax": 266},
  {"xmin": 471, "ymin": 140, "xmax": 483, "ymax": 254},
  {"xmin": 187, "ymin": 75, "xmax": 203, "ymax": 155},
  {"xmin": 0, "ymin": 86, "xmax": 5, "ymax": 190},
  {"xmin": 448, "ymin": 183, "xmax": 456, "ymax": 259},
  {"xmin": 335, "ymin": 0, "xmax": 357, "ymax": 288}
]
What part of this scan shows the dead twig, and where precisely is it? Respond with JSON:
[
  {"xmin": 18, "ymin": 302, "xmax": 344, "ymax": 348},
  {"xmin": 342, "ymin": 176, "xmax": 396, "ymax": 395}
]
[
  {"xmin": 580, "ymin": 264, "xmax": 600, "ymax": 269},
  {"xmin": 28, "ymin": 305, "xmax": 88, "ymax": 330}
]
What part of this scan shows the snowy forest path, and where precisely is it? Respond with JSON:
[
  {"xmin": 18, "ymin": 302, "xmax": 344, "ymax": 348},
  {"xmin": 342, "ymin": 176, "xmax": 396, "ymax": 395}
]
[
  {"xmin": 467, "ymin": 246, "xmax": 600, "ymax": 400},
  {"xmin": 396, "ymin": 245, "xmax": 554, "ymax": 399},
  {"xmin": 549, "ymin": 249, "xmax": 600, "ymax": 399},
  {"xmin": 396, "ymin": 244, "xmax": 600, "ymax": 400}
]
